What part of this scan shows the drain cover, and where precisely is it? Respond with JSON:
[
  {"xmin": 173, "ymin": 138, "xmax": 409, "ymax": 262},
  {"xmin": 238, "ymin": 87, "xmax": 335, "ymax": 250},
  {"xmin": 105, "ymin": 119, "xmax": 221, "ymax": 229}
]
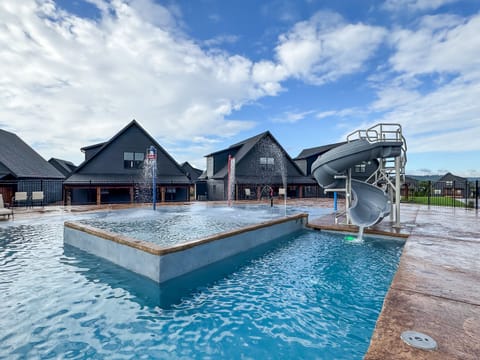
[{"xmin": 401, "ymin": 331, "xmax": 437, "ymax": 350}]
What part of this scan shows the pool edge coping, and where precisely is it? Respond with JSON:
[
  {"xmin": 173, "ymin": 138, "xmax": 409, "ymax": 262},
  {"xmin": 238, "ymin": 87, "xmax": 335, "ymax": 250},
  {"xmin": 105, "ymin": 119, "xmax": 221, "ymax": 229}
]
[{"xmin": 64, "ymin": 212, "xmax": 309, "ymax": 256}]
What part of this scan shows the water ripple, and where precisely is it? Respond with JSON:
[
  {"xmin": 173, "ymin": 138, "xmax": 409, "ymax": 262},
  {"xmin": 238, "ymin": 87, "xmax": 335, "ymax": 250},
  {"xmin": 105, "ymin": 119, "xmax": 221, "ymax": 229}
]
[{"xmin": 0, "ymin": 213, "xmax": 402, "ymax": 359}]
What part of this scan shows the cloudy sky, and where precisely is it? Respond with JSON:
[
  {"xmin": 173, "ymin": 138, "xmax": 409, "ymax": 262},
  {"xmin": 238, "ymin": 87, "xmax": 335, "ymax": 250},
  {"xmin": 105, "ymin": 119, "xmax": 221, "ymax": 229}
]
[{"xmin": 1, "ymin": 0, "xmax": 479, "ymax": 177}]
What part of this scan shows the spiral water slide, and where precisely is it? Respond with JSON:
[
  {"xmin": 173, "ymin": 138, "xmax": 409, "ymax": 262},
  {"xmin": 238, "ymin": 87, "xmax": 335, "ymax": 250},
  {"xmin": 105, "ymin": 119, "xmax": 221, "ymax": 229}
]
[{"xmin": 311, "ymin": 138, "xmax": 403, "ymax": 227}]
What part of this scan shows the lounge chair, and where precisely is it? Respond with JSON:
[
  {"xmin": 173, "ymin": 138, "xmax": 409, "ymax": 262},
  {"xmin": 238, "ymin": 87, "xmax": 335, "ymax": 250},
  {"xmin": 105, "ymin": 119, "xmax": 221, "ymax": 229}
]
[
  {"xmin": 12, "ymin": 192, "xmax": 28, "ymax": 207},
  {"xmin": 31, "ymin": 191, "xmax": 44, "ymax": 207},
  {"xmin": 0, "ymin": 194, "xmax": 13, "ymax": 219}
]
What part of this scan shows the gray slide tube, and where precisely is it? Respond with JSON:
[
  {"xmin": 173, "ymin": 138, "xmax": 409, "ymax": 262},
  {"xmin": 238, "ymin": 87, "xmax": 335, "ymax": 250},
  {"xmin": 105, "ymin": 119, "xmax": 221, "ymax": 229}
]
[{"xmin": 311, "ymin": 139, "xmax": 402, "ymax": 227}]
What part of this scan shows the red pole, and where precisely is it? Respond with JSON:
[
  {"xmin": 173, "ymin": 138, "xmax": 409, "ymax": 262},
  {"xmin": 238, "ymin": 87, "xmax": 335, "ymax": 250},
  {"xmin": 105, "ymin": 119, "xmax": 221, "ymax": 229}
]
[{"xmin": 227, "ymin": 155, "xmax": 232, "ymax": 206}]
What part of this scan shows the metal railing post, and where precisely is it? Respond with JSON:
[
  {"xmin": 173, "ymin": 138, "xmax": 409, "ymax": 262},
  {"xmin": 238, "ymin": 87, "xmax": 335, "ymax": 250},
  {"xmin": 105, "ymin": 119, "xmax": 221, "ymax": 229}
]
[
  {"xmin": 428, "ymin": 181, "xmax": 431, "ymax": 206},
  {"xmin": 475, "ymin": 180, "xmax": 478, "ymax": 210}
]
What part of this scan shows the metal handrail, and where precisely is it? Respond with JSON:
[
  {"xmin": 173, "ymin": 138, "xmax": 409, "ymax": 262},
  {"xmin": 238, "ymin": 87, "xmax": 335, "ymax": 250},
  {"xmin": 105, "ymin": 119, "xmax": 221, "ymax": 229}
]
[{"xmin": 347, "ymin": 123, "xmax": 404, "ymax": 143}]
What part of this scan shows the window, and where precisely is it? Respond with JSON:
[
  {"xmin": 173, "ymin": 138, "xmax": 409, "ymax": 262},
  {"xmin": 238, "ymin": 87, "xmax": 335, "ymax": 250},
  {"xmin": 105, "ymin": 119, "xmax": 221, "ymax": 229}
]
[
  {"xmin": 446, "ymin": 181, "xmax": 453, "ymax": 187},
  {"xmin": 354, "ymin": 163, "xmax": 366, "ymax": 173},
  {"xmin": 124, "ymin": 152, "xmax": 144, "ymax": 169},
  {"xmin": 259, "ymin": 157, "xmax": 274, "ymax": 171}
]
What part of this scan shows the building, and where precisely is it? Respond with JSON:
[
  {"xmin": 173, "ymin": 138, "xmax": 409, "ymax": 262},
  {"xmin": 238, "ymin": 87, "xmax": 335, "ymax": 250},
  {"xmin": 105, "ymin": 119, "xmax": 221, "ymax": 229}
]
[
  {"xmin": 180, "ymin": 161, "xmax": 204, "ymax": 200},
  {"xmin": 64, "ymin": 120, "xmax": 191, "ymax": 205},
  {"xmin": 400, "ymin": 176, "xmax": 419, "ymax": 198},
  {"xmin": 199, "ymin": 131, "xmax": 317, "ymax": 201},
  {"xmin": 433, "ymin": 172, "xmax": 468, "ymax": 198},
  {"xmin": 0, "ymin": 129, "xmax": 64, "ymax": 205},
  {"xmin": 48, "ymin": 158, "xmax": 77, "ymax": 177}
]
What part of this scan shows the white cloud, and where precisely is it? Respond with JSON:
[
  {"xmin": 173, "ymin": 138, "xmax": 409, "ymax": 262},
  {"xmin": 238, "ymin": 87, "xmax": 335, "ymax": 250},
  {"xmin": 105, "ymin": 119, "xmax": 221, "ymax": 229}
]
[
  {"xmin": 389, "ymin": 13, "xmax": 480, "ymax": 78},
  {"xmin": 271, "ymin": 110, "xmax": 315, "ymax": 123},
  {"xmin": 383, "ymin": 0, "xmax": 460, "ymax": 12},
  {"xmin": 368, "ymin": 12, "xmax": 480, "ymax": 156},
  {"xmin": 0, "ymin": 0, "xmax": 287, "ymax": 164},
  {"xmin": 274, "ymin": 11, "xmax": 387, "ymax": 84}
]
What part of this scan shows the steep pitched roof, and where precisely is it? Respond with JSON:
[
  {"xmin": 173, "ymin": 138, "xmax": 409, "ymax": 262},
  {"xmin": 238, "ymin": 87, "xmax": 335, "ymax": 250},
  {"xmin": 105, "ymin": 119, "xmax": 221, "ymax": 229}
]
[
  {"xmin": 207, "ymin": 131, "xmax": 306, "ymax": 179},
  {"xmin": 48, "ymin": 158, "xmax": 77, "ymax": 177},
  {"xmin": 437, "ymin": 172, "xmax": 467, "ymax": 183},
  {"xmin": 181, "ymin": 162, "xmax": 203, "ymax": 181},
  {"xmin": 67, "ymin": 120, "xmax": 189, "ymax": 184},
  {"xmin": 294, "ymin": 141, "xmax": 347, "ymax": 160},
  {"xmin": 0, "ymin": 129, "xmax": 64, "ymax": 179}
]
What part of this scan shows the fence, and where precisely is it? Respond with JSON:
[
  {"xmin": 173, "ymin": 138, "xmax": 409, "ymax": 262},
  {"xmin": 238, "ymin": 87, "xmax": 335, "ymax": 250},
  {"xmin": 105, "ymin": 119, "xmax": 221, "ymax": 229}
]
[
  {"xmin": 0, "ymin": 179, "xmax": 64, "ymax": 206},
  {"xmin": 402, "ymin": 180, "xmax": 479, "ymax": 209}
]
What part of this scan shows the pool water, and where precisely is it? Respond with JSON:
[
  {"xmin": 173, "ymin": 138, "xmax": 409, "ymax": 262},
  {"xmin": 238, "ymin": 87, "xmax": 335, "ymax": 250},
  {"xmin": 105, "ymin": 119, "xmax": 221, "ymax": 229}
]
[
  {"xmin": 0, "ymin": 208, "xmax": 403, "ymax": 359},
  {"xmin": 79, "ymin": 203, "xmax": 323, "ymax": 246}
]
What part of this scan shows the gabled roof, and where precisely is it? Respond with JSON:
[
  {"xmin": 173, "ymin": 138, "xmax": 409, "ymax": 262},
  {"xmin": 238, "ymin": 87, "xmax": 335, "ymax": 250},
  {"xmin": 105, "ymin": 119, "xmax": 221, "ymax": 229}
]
[
  {"xmin": 206, "ymin": 131, "xmax": 305, "ymax": 179},
  {"xmin": 181, "ymin": 162, "xmax": 203, "ymax": 181},
  {"xmin": 294, "ymin": 141, "xmax": 347, "ymax": 160},
  {"xmin": 80, "ymin": 142, "xmax": 106, "ymax": 152},
  {"xmin": 67, "ymin": 120, "xmax": 189, "ymax": 184},
  {"xmin": 0, "ymin": 129, "xmax": 64, "ymax": 179},
  {"xmin": 437, "ymin": 172, "xmax": 467, "ymax": 183},
  {"xmin": 48, "ymin": 158, "xmax": 77, "ymax": 177}
]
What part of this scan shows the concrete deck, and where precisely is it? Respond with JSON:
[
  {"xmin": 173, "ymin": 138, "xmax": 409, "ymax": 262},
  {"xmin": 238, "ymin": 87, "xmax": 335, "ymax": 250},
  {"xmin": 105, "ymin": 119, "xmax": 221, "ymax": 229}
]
[{"xmin": 310, "ymin": 203, "xmax": 480, "ymax": 359}]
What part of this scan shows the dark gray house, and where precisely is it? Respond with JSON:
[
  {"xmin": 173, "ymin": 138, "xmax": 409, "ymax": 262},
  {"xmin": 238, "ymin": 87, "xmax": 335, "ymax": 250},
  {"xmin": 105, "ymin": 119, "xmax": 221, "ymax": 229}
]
[
  {"xmin": 434, "ymin": 172, "xmax": 468, "ymax": 197},
  {"xmin": 48, "ymin": 158, "xmax": 77, "ymax": 177},
  {"xmin": 295, "ymin": 140, "xmax": 386, "ymax": 197},
  {"xmin": 199, "ymin": 131, "xmax": 317, "ymax": 201},
  {"xmin": 0, "ymin": 129, "xmax": 64, "ymax": 204},
  {"xmin": 64, "ymin": 120, "xmax": 191, "ymax": 205},
  {"xmin": 401, "ymin": 176, "xmax": 419, "ymax": 198},
  {"xmin": 294, "ymin": 142, "xmax": 347, "ymax": 176},
  {"xmin": 181, "ymin": 161, "xmax": 204, "ymax": 200}
]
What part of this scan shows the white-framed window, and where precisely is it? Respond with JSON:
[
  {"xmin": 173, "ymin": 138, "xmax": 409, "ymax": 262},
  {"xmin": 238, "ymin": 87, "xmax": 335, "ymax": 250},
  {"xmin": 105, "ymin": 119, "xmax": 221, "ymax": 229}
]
[
  {"xmin": 446, "ymin": 181, "xmax": 453, "ymax": 187},
  {"xmin": 259, "ymin": 157, "xmax": 274, "ymax": 170},
  {"xmin": 124, "ymin": 152, "xmax": 144, "ymax": 169}
]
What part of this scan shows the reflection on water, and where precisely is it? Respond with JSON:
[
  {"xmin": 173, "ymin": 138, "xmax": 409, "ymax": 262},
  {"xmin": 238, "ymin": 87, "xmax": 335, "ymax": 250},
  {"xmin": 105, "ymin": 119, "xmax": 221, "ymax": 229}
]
[{"xmin": 0, "ymin": 205, "xmax": 403, "ymax": 359}]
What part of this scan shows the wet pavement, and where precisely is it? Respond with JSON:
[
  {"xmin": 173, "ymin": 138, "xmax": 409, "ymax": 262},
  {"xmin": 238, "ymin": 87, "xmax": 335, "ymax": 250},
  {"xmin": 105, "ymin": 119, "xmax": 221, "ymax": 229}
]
[{"xmin": 310, "ymin": 203, "xmax": 480, "ymax": 359}]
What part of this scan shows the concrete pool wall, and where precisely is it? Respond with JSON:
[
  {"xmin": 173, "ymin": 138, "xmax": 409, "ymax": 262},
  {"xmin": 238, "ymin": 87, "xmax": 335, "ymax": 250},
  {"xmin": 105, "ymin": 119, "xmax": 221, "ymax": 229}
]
[{"xmin": 64, "ymin": 213, "xmax": 308, "ymax": 283}]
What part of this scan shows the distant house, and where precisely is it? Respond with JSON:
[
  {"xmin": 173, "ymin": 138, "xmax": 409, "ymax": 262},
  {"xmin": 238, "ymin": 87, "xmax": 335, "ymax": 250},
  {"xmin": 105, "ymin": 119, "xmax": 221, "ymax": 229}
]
[
  {"xmin": 181, "ymin": 162, "xmax": 203, "ymax": 182},
  {"xmin": 48, "ymin": 158, "xmax": 77, "ymax": 177},
  {"xmin": 199, "ymin": 131, "xmax": 317, "ymax": 201},
  {"xmin": 294, "ymin": 141, "xmax": 383, "ymax": 196},
  {"xmin": 0, "ymin": 129, "xmax": 64, "ymax": 204},
  {"xmin": 64, "ymin": 120, "xmax": 191, "ymax": 205},
  {"xmin": 433, "ymin": 172, "xmax": 468, "ymax": 197},
  {"xmin": 181, "ymin": 161, "xmax": 204, "ymax": 199},
  {"xmin": 294, "ymin": 142, "xmax": 347, "ymax": 176},
  {"xmin": 400, "ymin": 176, "xmax": 419, "ymax": 198}
]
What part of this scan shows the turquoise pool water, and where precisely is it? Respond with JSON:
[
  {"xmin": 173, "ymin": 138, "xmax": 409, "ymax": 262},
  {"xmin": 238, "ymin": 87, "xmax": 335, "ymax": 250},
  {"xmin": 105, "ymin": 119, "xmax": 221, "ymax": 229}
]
[
  {"xmin": 0, "ymin": 207, "xmax": 403, "ymax": 359},
  {"xmin": 79, "ymin": 203, "xmax": 325, "ymax": 246}
]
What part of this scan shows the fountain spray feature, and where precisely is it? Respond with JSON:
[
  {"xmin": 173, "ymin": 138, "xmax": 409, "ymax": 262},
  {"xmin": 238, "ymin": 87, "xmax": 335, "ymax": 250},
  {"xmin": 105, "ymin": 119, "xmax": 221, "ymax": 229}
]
[
  {"xmin": 253, "ymin": 137, "xmax": 288, "ymax": 216},
  {"xmin": 144, "ymin": 146, "xmax": 157, "ymax": 210},
  {"xmin": 227, "ymin": 155, "xmax": 236, "ymax": 206}
]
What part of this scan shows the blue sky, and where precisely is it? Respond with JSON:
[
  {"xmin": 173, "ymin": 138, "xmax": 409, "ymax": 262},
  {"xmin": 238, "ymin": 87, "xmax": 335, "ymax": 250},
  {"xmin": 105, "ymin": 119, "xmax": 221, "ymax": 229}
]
[{"xmin": 1, "ymin": 0, "xmax": 479, "ymax": 177}]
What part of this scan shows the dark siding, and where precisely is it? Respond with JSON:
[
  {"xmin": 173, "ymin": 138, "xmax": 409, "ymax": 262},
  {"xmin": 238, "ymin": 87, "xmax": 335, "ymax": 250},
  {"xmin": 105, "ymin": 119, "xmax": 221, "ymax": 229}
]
[
  {"xmin": 78, "ymin": 125, "xmax": 184, "ymax": 177},
  {"xmin": 236, "ymin": 138, "xmax": 305, "ymax": 178}
]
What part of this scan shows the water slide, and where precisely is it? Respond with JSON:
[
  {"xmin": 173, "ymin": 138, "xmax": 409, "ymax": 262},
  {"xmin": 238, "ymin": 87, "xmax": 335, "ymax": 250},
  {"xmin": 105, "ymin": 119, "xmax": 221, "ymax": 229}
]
[{"xmin": 311, "ymin": 139, "xmax": 403, "ymax": 227}]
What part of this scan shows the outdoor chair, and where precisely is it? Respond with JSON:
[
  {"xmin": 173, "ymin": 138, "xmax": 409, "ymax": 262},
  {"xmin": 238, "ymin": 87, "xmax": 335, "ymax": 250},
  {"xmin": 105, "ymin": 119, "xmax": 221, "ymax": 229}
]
[
  {"xmin": 0, "ymin": 194, "xmax": 13, "ymax": 220},
  {"xmin": 12, "ymin": 192, "xmax": 28, "ymax": 207},
  {"xmin": 31, "ymin": 191, "xmax": 44, "ymax": 207}
]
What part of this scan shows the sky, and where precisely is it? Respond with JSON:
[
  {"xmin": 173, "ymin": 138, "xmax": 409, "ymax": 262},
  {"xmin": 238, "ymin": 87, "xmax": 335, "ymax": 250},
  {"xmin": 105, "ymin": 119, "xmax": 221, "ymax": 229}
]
[{"xmin": 1, "ymin": 0, "xmax": 479, "ymax": 178}]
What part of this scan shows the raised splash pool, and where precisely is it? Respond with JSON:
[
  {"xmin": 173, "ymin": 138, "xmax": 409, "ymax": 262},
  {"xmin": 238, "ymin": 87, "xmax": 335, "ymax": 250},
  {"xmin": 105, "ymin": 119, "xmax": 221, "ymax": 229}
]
[
  {"xmin": 77, "ymin": 203, "xmax": 297, "ymax": 246},
  {"xmin": 0, "ymin": 205, "xmax": 404, "ymax": 359}
]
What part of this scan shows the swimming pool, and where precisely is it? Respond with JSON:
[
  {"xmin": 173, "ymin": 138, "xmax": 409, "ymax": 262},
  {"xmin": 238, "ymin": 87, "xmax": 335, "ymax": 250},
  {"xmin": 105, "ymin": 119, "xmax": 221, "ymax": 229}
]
[
  {"xmin": 0, "ymin": 208, "xmax": 403, "ymax": 359},
  {"xmin": 77, "ymin": 203, "xmax": 323, "ymax": 246}
]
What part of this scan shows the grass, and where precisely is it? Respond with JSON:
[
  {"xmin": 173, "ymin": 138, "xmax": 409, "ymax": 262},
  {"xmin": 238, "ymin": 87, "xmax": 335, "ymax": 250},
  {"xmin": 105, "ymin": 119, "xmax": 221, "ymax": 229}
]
[{"xmin": 402, "ymin": 196, "xmax": 467, "ymax": 207}]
